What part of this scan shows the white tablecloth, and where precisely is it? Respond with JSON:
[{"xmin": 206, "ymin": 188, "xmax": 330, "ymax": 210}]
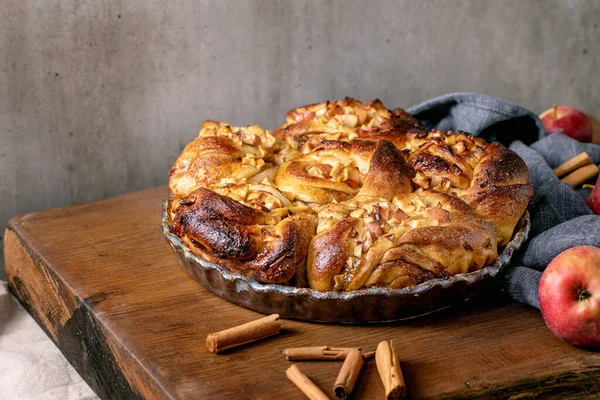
[{"xmin": 0, "ymin": 281, "xmax": 98, "ymax": 400}]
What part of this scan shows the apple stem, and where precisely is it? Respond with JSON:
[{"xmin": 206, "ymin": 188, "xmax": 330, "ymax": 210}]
[
  {"xmin": 553, "ymin": 104, "xmax": 558, "ymax": 120},
  {"xmin": 577, "ymin": 287, "xmax": 591, "ymax": 302}
]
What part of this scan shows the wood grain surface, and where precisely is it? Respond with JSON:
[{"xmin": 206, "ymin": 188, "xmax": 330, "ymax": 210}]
[{"xmin": 4, "ymin": 186, "xmax": 600, "ymax": 399}]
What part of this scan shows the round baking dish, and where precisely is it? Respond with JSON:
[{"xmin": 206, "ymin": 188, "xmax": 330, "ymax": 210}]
[{"xmin": 162, "ymin": 198, "xmax": 530, "ymax": 323}]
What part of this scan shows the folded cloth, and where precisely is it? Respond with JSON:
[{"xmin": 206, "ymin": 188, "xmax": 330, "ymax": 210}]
[
  {"xmin": 0, "ymin": 282, "xmax": 98, "ymax": 399},
  {"xmin": 408, "ymin": 92, "xmax": 545, "ymax": 146},
  {"xmin": 409, "ymin": 93, "xmax": 600, "ymax": 309}
]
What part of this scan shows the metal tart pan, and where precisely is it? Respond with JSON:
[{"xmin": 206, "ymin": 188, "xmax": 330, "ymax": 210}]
[{"xmin": 162, "ymin": 199, "xmax": 530, "ymax": 323}]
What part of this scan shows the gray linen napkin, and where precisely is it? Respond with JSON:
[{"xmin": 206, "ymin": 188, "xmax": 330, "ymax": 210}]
[{"xmin": 408, "ymin": 93, "xmax": 600, "ymax": 309}]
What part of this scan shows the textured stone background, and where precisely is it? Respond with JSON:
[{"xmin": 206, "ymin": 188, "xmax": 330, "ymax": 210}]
[{"xmin": 1, "ymin": 0, "xmax": 599, "ymax": 276}]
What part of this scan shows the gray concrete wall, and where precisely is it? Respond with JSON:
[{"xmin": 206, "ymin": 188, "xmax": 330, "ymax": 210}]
[{"xmin": 1, "ymin": 0, "xmax": 599, "ymax": 276}]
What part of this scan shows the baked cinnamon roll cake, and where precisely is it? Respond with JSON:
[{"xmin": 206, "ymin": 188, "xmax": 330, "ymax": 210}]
[{"xmin": 168, "ymin": 98, "xmax": 533, "ymax": 291}]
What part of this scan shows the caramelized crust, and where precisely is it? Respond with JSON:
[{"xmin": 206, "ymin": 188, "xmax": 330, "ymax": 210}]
[
  {"xmin": 168, "ymin": 98, "xmax": 532, "ymax": 291},
  {"xmin": 172, "ymin": 188, "xmax": 316, "ymax": 283}
]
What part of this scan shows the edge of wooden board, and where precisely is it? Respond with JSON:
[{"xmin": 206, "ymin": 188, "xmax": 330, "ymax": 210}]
[{"xmin": 4, "ymin": 221, "xmax": 168, "ymax": 400}]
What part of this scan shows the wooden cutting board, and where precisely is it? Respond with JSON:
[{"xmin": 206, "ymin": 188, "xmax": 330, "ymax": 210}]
[{"xmin": 4, "ymin": 187, "xmax": 600, "ymax": 399}]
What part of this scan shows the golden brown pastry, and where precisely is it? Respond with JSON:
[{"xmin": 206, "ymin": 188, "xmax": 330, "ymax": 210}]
[
  {"xmin": 168, "ymin": 98, "xmax": 533, "ymax": 291},
  {"xmin": 459, "ymin": 142, "xmax": 533, "ymax": 246},
  {"xmin": 307, "ymin": 191, "xmax": 497, "ymax": 291},
  {"xmin": 171, "ymin": 187, "xmax": 315, "ymax": 284},
  {"xmin": 274, "ymin": 98, "xmax": 426, "ymax": 153},
  {"xmin": 275, "ymin": 140, "xmax": 413, "ymax": 205},
  {"xmin": 169, "ymin": 120, "xmax": 287, "ymax": 198}
]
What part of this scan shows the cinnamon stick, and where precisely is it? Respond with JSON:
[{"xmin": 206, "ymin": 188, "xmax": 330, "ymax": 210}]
[
  {"xmin": 375, "ymin": 341, "xmax": 406, "ymax": 400},
  {"xmin": 286, "ymin": 364, "xmax": 330, "ymax": 400},
  {"xmin": 333, "ymin": 348, "xmax": 364, "ymax": 399},
  {"xmin": 284, "ymin": 346, "xmax": 358, "ymax": 361},
  {"xmin": 553, "ymin": 152, "xmax": 591, "ymax": 177},
  {"xmin": 560, "ymin": 164, "xmax": 599, "ymax": 187},
  {"xmin": 362, "ymin": 350, "xmax": 376, "ymax": 360},
  {"xmin": 591, "ymin": 115, "xmax": 600, "ymax": 145},
  {"xmin": 206, "ymin": 314, "xmax": 280, "ymax": 354}
]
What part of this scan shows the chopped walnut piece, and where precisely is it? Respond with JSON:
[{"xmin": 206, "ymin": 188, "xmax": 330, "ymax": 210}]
[
  {"xmin": 393, "ymin": 208, "xmax": 408, "ymax": 222},
  {"xmin": 453, "ymin": 141, "xmax": 466, "ymax": 154},
  {"xmin": 241, "ymin": 153, "xmax": 263, "ymax": 167},
  {"xmin": 366, "ymin": 219, "xmax": 383, "ymax": 237},
  {"xmin": 315, "ymin": 105, "xmax": 326, "ymax": 117},
  {"xmin": 413, "ymin": 171, "xmax": 431, "ymax": 189},
  {"xmin": 350, "ymin": 208, "xmax": 365, "ymax": 218},
  {"xmin": 307, "ymin": 166, "xmax": 324, "ymax": 178},
  {"xmin": 330, "ymin": 162, "xmax": 348, "ymax": 182},
  {"xmin": 355, "ymin": 109, "xmax": 368, "ymax": 125},
  {"xmin": 340, "ymin": 114, "xmax": 358, "ymax": 128}
]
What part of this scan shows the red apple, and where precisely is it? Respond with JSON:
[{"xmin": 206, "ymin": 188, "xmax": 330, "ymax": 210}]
[
  {"xmin": 587, "ymin": 175, "xmax": 600, "ymax": 214},
  {"xmin": 540, "ymin": 105, "xmax": 593, "ymax": 143},
  {"xmin": 538, "ymin": 246, "xmax": 600, "ymax": 347}
]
